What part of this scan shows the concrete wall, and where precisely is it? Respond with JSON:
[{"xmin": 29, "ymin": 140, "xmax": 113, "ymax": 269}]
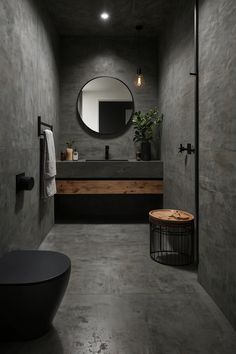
[
  {"xmin": 156, "ymin": 0, "xmax": 236, "ymax": 330},
  {"xmin": 157, "ymin": 0, "xmax": 195, "ymax": 214},
  {"xmin": 0, "ymin": 0, "xmax": 59, "ymax": 255},
  {"xmin": 59, "ymin": 36, "xmax": 159, "ymax": 160},
  {"xmin": 198, "ymin": 0, "xmax": 236, "ymax": 330}
]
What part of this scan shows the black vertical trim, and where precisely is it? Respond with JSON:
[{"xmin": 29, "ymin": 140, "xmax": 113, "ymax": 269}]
[{"xmin": 194, "ymin": 0, "xmax": 199, "ymax": 264}]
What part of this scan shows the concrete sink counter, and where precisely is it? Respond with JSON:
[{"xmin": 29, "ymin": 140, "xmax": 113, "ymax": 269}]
[{"xmin": 56, "ymin": 160, "xmax": 163, "ymax": 179}]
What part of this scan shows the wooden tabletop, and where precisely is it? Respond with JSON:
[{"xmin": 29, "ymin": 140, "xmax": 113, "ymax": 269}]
[{"xmin": 149, "ymin": 209, "xmax": 194, "ymax": 224}]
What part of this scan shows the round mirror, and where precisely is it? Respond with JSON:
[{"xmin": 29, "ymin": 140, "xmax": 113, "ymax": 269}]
[{"xmin": 77, "ymin": 77, "xmax": 134, "ymax": 136}]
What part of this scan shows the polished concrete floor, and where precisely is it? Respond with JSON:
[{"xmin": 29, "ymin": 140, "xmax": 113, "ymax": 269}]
[{"xmin": 1, "ymin": 223, "xmax": 236, "ymax": 354}]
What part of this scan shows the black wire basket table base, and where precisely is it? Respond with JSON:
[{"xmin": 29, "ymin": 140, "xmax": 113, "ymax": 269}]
[{"xmin": 149, "ymin": 209, "xmax": 194, "ymax": 266}]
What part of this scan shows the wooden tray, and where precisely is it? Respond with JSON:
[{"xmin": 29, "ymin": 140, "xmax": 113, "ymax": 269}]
[{"xmin": 149, "ymin": 209, "xmax": 194, "ymax": 224}]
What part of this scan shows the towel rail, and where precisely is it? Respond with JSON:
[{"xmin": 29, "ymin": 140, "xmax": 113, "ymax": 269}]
[{"xmin": 38, "ymin": 116, "xmax": 53, "ymax": 137}]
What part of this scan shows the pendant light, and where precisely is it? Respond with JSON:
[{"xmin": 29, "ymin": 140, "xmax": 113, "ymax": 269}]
[{"xmin": 135, "ymin": 25, "xmax": 145, "ymax": 88}]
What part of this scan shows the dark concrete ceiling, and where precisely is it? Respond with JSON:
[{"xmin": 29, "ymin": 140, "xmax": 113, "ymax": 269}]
[{"xmin": 45, "ymin": 0, "xmax": 186, "ymax": 37}]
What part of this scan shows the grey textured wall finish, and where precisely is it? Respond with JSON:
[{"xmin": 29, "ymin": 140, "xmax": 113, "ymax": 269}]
[
  {"xmin": 156, "ymin": 0, "xmax": 236, "ymax": 329},
  {"xmin": 59, "ymin": 36, "xmax": 159, "ymax": 160},
  {"xmin": 0, "ymin": 0, "xmax": 59, "ymax": 256},
  {"xmin": 198, "ymin": 0, "xmax": 236, "ymax": 330},
  {"xmin": 156, "ymin": 1, "xmax": 195, "ymax": 214}
]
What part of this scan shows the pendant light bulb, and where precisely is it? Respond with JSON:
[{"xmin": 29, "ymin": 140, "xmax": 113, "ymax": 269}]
[
  {"xmin": 135, "ymin": 25, "xmax": 145, "ymax": 88},
  {"xmin": 135, "ymin": 68, "xmax": 145, "ymax": 88}
]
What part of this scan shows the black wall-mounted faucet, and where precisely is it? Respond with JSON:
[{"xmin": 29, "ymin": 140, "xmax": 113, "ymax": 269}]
[
  {"xmin": 178, "ymin": 143, "xmax": 195, "ymax": 155},
  {"xmin": 105, "ymin": 145, "xmax": 109, "ymax": 160}
]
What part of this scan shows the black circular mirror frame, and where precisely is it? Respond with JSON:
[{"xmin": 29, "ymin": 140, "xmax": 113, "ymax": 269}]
[{"xmin": 76, "ymin": 76, "xmax": 134, "ymax": 139}]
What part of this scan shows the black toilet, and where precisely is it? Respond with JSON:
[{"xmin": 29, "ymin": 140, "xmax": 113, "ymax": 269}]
[{"xmin": 0, "ymin": 250, "xmax": 71, "ymax": 341}]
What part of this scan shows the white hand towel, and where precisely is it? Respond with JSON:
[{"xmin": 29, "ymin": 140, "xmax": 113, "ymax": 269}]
[
  {"xmin": 42, "ymin": 129, "xmax": 57, "ymax": 198},
  {"xmin": 44, "ymin": 129, "xmax": 56, "ymax": 178}
]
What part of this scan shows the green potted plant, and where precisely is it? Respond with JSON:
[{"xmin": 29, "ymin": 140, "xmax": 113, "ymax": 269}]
[{"xmin": 132, "ymin": 107, "xmax": 163, "ymax": 160}]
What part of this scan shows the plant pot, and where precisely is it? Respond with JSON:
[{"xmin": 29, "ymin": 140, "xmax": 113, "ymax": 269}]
[
  {"xmin": 66, "ymin": 148, "xmax": 73, "ymax": 161},
  {"xmin": 141, "ymin": 142, "xmax": 151, "ymax": 161}
]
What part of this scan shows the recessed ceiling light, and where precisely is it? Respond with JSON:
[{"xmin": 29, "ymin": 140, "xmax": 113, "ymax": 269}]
[{"xmin": 100, "ymin": 12, "xmax": 109, "ymax": 20}]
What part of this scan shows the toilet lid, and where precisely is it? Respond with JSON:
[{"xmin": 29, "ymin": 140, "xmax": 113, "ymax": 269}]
[{"xmin": 0, "ymin": 250, "xmax": 71, "ymax": 285}]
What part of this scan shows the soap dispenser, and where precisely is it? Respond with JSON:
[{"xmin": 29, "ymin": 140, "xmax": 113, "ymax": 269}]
[{"xmin": 73, "ymin": 148, "xmax": 78, "ymax": 161}]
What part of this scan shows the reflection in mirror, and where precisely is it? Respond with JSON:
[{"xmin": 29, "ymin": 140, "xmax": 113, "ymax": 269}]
[{"xmin": 77, "ymin": 77, "xmax": 134, "ymax": 136}]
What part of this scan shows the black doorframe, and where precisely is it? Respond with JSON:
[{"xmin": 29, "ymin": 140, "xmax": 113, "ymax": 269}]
[{"xmin": 190, "ymin": 0, "xmax": 199, "ymax": 264}]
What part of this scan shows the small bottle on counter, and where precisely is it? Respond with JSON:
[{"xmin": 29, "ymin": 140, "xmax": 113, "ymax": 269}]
[
  {"xmin": 60, "ymin": 151, "xmax": 66, "ymax": 161},
  {"xmin": 136, "ymin": 151, "xmax": 141, "ymax": 161},
  {"xmin": 73, "ymin": 148, "xmax": 79, "ymax": 161}
]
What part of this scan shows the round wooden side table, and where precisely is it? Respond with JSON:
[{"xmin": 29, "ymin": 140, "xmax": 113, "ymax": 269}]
[{"xmin": 149, "ymin": 209, "xmax": 194, "ymax": 266}]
